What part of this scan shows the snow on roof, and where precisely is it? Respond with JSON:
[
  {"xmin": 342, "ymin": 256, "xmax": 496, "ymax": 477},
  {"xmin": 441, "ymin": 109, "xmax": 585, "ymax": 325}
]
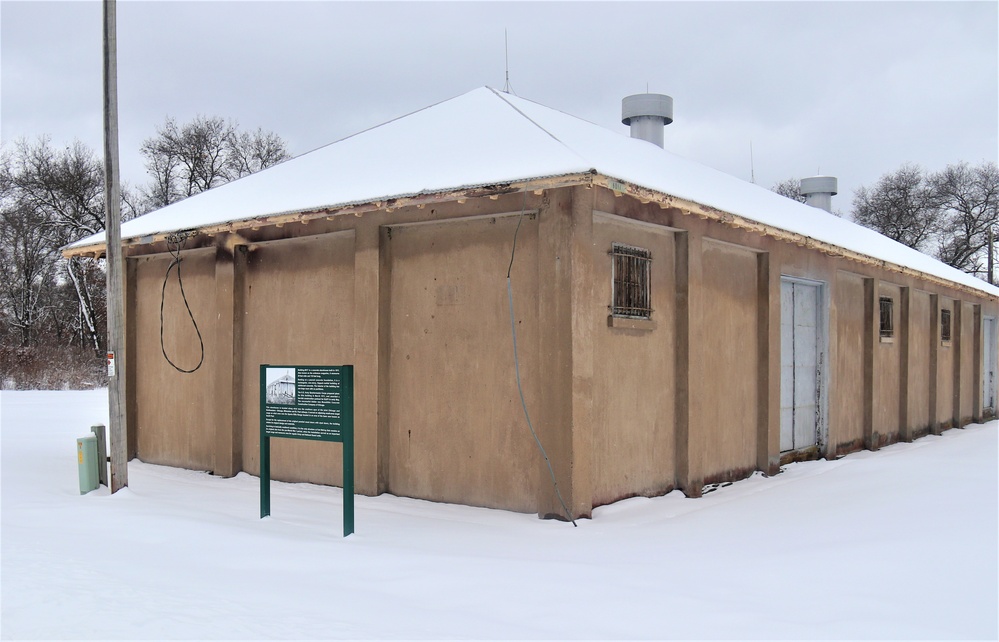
[
  {"xmin": 268, "ymin": 374, "xmax": 294, "ymax": 386},
  {"xmin": 70, "ymin": 87, "xmax": 997, "ymax": 296}
]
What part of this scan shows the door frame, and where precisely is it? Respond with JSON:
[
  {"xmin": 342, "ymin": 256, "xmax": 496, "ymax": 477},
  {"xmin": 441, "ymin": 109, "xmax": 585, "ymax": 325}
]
[
  {"xmin": 779, "ymin": 275, "xmax": 830, "ymax": 455},
  {"xmin": 984, "ymin": 315, "xmax": 997, "ymax": 414}
]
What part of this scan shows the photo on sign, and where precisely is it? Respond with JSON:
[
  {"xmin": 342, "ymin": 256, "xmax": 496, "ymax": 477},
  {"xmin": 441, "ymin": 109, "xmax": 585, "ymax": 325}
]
[{"xmin": 265, "ymin": 367, "xmax": 296, "ymax": 405}]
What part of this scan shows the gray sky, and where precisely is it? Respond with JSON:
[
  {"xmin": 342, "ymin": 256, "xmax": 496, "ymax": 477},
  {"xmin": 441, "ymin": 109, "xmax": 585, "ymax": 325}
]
[{"xmin": 2, "ymin": 1, "xmax": 997, "ymax": 214}]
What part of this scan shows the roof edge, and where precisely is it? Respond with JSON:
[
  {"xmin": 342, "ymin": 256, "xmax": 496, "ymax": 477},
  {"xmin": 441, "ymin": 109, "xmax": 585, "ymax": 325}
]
[
  {"xmin": 594, "ymin": 174, "xmax": 999, "ymax": 300},
  {"xmin": 60, "ymin": 171, "xmax": 598, "ymax": 259},
  {"xmin": 62, "ymin": 170, "xmax": 997, "ymax": 300}
]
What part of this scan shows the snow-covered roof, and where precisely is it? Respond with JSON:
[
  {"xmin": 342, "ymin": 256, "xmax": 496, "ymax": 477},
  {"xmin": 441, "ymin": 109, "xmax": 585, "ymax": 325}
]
[{"xmin": 69, "ymin": 87, "xmax": 997, "ymax": 297}]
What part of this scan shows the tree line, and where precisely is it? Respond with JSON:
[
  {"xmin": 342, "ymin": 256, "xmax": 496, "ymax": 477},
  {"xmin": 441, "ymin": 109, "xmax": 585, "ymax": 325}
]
[
  {"xmin": 773, "ymin": 162, "xmax": 998, "ymax": 282},
  {"xmin": 0, "ymin": 116, "xmax": 288, "ymax": 388},
  {"xmin": 2, "ymin": 113, "xmax": 993, "ymax": 387}
]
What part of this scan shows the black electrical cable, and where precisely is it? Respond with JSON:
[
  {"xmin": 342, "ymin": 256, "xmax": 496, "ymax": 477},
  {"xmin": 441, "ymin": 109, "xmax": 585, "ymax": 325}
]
[
  {"xmin": 160, "ymin": 233, "xmax": 204, "ymax": 374},
  {"xmin": 507, "ymin": 191, "xmax": 577, "ymax": 527}
]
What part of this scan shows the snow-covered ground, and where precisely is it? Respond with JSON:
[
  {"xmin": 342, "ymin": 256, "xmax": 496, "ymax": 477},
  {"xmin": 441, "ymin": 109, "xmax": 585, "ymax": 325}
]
[{"xmin": 1, "ymin": 390, "xmax": 996, "ymax": 640}]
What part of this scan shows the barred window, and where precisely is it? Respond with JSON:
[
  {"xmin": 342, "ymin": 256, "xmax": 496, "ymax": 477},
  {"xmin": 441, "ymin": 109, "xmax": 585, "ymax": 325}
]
[
  {"xmin": 879, "ymin": 297, "xmax": 894, "ymax": 339},
  {"xmin": 941, "ymin": 308, "xmax": 952, "ymax": 342},
  {"xmin": 610, "ymin": 244, "xmax": 652, "ymax": 319}
]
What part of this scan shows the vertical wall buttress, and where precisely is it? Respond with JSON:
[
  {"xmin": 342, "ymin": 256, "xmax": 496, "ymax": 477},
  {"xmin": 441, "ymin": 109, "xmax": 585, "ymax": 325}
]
[
  {"xmin": 899, "ymin": 287, "xmax": 912, "ymax": 441},
  {"xmin": 673, "ymin": 231, "xmax": 698, "ymax": 496},
  {"xmin": 376, "ymin": 224, "xmax": 392, "ymax": 494},
  {"xmin": 212, "ymin": 244, "xmax": 245, "ymax": 477},
  {"xmin": 569, "ymin": 186, "xmax": 594, "ymax": 519},
  {"xmin": 929, "ymin": 294, "xmax": 941, "ymax": 435},
  {"xmin": 952, "ymin": 300, "xmax": 962, "ymax": 429},
  {"xmin": 863, "ymin": 277, "xmax": 878, "ymax": 449},
  {"xmin": 757, "ymin": 252, "xmax": 780, "ymax": 475},
  {"xmin": 535, "ymin": 186, "xmax": 595, "ymax": 520},
  {"xmin": 352, "ymin": 220, "xmax": 382, "ymax": 496},
  {"xmin": 125, "ymin": 255, "xmax": 138, "ymax": 460}
]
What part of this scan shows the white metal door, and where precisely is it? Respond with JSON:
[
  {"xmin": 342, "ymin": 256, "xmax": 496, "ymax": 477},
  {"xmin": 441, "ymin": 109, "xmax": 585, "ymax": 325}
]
[
  {"xmin": 781, "ymin": 280, "xmax": 821, "ymax": 452},
  {"xmin": 985, "ymin": 317, "xmax": 997, "ymax": 412}
]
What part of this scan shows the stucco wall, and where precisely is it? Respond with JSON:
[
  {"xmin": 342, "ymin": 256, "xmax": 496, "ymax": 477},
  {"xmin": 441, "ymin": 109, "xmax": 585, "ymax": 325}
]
[
  {"xmin": 589, "ymin": 215, "xmax": 675, "ymax": 507},
  {"xmin": 132, "ymin": 250, "xmax": 216, "ymax": 470},
  {"xmin": 832, "ymin": 271, "xmax": 865, "ymax": 450},
  {"xmin": 385, "ymin": 215, "xmax": 540, "ymax": 513},
  {"xmin": 960, "ymin": 301, "xmax": 976, "ymax": 423},
  {"xmin": 937, "ymin": 297, "xmax": 955, "ymax": 427},
  {"xmin": 239, "ymin": 233, "xmax": 356, "ymax": 485},
  {"xmin": 690, "ymin": 240, "xmax": 759, "ymax": 483},
  {"xmin": 120, "ymin": 183, "xmax": 999, "ymax": 518},
  {"xmin": 875, "ymin": 282, "xmax": 902, "ymax": 443},
  {"xmin": 907, "ymin": 290, "xmax": 932, "ymax": 436}
]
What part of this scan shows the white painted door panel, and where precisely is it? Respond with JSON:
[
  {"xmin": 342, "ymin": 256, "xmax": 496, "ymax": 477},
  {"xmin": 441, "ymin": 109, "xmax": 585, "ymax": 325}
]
[
  {"xmin": 780, "ymin": 280, "xmax": 821, "ymax": 452},
  {"xmin": 793, "ymin": 285, "xmax": 818, "ymax": 450},
  {"xmin": 780, "ymin": 282, "xmax": 795, "ymax": 452},
  {"xmin": 985, "ymin": 317, "xmax": 997, "ymax": 412}
]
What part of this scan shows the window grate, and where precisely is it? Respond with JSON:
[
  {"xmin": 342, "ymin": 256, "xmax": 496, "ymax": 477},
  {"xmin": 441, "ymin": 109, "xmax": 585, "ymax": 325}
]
[
  {"xmin": 879, "ymin": 297, "xmax": 894, "ymax": 338},
  {"xmin": 941, "ymin": 308, "xmax": 952, "ymax": 342},
  {"xmin": 610, "ymin": 244, "xmax": 652, "ymax": 318}
]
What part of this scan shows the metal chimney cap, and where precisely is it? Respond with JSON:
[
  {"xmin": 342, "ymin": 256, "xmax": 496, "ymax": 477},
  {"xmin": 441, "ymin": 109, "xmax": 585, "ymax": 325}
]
[
  {"xmin": 622, "ymin": 93, "xmax": 674, "ymax": 126},
  {"xmin": 800, "ymin": 176, "xmax": 838, "ymax": 196}
]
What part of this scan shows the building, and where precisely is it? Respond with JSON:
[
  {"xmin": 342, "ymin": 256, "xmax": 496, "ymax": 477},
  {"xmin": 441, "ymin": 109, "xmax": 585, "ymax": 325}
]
[
  {"xmin": 65, "ymin": 87, "xmax": 998, "ymax": 520},
  {"xmin": 265, "ymin": 373, "xmax": 295, "ymax": 405}
]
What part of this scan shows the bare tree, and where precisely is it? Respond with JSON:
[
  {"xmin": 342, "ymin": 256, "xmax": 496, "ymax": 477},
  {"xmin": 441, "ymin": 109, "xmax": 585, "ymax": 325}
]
[
  {"xmin": 141, "ymin": 139, "xmax": 182, "ymax": 209},
  {"xmin": 930, "ymin": 161, "xmax": 999, "ymax": 275},
  {"xmin": 0, "ymin": 138, "xmax": 118, "ymax": 354},
  {"xmin": 0, "ymin": 204, "xmax": 57, "ymax": 347},
  {"xmin": 0, "ymin": 117, "xmax": 285, "ymax": 386},
  {"xmin": 4, "ymin": 138, "xmax": 106, "ymax": 240},
  {"xmin": 771, "ymin": 177, "xmax": 807, "ymax": 203},
  {"xmin": 140, "ymin": 116, "xmax": 289, "ymax": 209},
  {"xmin": 231, "ymin": 127, "xmax": 290, "ymax": 176},
  {"xmin": 851, "ymin": 164, "xmax": 942, "ymax": 253}
]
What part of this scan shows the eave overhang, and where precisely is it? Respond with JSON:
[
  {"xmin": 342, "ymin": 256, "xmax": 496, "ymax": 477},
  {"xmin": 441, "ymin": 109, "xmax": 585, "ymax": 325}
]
[{"xmin": 62, "ymin": 171, "xmax": 998, "ymax": 302}]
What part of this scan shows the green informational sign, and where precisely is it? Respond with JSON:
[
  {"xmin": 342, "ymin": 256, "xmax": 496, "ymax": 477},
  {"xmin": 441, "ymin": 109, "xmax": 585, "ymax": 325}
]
[{"xmin": 259, "ymin": 364, "xmax": 354, "ymax": 537}]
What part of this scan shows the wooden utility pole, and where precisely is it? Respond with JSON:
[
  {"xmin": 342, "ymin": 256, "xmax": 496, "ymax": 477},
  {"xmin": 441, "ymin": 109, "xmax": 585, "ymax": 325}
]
[{"xmin": 103, "ymin": 0, "xmax": 127, "ymax": 492}]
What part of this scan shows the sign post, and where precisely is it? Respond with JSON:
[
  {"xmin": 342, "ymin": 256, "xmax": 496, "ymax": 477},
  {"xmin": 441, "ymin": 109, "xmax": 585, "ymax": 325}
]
[{"xmin": 259, "ymin": 364, "xmax": 354, "ymax": 537}]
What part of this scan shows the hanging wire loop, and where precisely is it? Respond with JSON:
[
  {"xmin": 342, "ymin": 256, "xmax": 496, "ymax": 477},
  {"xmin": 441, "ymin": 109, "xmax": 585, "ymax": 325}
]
[
  {"xmin": 507, "ymin": 191, "xmax": 577, "ymax": 527},
  {"xmin": 160, "ymin": 232, "xmax": 205, "ymax": 374}
]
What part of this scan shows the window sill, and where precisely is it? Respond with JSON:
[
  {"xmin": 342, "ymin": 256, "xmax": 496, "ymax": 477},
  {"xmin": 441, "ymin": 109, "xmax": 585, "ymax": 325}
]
[
  {"xmin": 879, "ymin": 336, "xmax": 894, "ymax": 344},
  {"xmin": 608, "ymin": 315, "xmax": 656, "ymax": 331},
  {"xmin": 941, "ymin": 340, "xmax": 952, "ymax": 348}
]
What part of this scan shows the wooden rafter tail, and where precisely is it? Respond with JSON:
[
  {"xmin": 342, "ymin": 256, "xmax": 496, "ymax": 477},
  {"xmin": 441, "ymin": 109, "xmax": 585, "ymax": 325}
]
[
  {"xmin": 61, "ymin": 170, "xmax": 998, "ymax": 302},
  {"xmin": 60, "ymin": 173, "xmax": 589, "ymax": 260}
]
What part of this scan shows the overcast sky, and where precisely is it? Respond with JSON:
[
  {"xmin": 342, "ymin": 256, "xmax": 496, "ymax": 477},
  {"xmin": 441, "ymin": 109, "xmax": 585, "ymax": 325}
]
[{"xmin": 2, "ymin": 1, "xmax": 997, "ymax": 215}]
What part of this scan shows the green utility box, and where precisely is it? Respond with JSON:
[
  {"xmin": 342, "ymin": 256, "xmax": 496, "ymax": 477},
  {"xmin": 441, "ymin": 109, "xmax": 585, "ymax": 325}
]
[{"xmin": 77, "ymin": 435, "xmax": 99, "ymax": 495}]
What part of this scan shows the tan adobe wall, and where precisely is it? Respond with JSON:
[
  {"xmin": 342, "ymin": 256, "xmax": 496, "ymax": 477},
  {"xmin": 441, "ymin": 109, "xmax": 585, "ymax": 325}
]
[
  {"xmin": 936, "ymin": 297, "xmax": 955, "ymax": 428},
  {"xmin": 874, "ymin": 282, "xmax": 902, "ymax": 445},
  {"xmin": 906, "ymin": 290, "xmax": 933, "ymax": 438},
  {"xmin": 239, "ymin": 233, "xmax": 356, "ymax": 486},
  {"xmin": 131, "ymin": 250, "xmax": 217, "ymax": 470},
  {"xmin": 689, "ymin": 239, "xmax": 760, "ymax": 485},
  {"xmin": 960, "ymin": 301, "xmax": 976, "ymax": 425},
  {"xmin": 120, "ymin": 182, "xmax": 998, "ymax": 520},
  {"xmin": 589, "ymin": 214, "xmax": 676, "ymax": 507},
  {"xmin": 832, "ymin": 271, "xmax": 866, "ymax": 453},
  {"xmin": 384, "ymin": 215, "xmax": 540, "ymax": 513}
]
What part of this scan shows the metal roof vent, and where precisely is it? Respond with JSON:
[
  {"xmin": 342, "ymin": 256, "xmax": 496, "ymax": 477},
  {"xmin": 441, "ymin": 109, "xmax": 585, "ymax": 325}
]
[
  {"xmin": 799, "ymin": 176, "xmax": 838, "ymax": 213},
  {"xmin": 622, "ymin": 93, "xmax": 673, "ymax": 148}
]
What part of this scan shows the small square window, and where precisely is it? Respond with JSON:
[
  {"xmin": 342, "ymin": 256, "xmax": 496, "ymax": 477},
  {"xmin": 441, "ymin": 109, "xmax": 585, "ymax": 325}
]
[
  {"xmin": 879, "ymin": 297, "xmax": 894, "ymax": 339},
  {"xmin": 610, "ymin": 243, "xmax": 652, "ymax": 319},
  {"xmin": 941, "ymin": 308, "xmax": 952, "ymax": 342}
]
